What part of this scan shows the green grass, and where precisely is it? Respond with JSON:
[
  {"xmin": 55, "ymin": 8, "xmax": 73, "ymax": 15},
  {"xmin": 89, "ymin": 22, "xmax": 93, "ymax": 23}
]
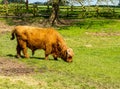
[{"xmin": 0, "ymin": 19, "xmax": 120, "ymax": 89}]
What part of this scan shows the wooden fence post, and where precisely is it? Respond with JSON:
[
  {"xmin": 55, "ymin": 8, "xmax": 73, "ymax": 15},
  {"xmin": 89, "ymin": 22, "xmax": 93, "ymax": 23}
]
[
  {"xmin": 66, "ymin": 7, "xmax": 69, "ymax": 17},
  {"xmin": 33, "ymin": 4, "xmax": 38, "ymax": 17},
  {"xmin": 71, "ymin": 5, "xmax": 73, "ymax": 11},
  {"xmin": 4, "ymin": 0, "xmax": 8, "ymax": 17},
  {"xmin": 82, "ymin": 6, "xmax": 86, "ymax": 18},
  {"xmin": 95, "ymin": 6, "xmax": 99, "ymax": 18}
]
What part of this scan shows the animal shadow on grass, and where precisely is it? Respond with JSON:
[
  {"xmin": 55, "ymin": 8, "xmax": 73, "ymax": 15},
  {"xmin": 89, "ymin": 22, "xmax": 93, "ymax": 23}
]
[
  {"xmin": 6, "ymin": 54, "xmax": 58, "ymax": 62},
  {"xmin": 7, "ymin": 54, "xmax": 45, "ymax": 60},
  {"xmin": 31, "ymin": 56, "xmax": 59, "ymax": 62}
]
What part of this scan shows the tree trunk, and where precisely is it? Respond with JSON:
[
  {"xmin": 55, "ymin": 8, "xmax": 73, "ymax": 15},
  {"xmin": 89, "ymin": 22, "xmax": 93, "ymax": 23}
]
[
  {"xmin": 25, "ymin": 0, "xmax": 28, "ymax": 10},
  {"xmin": 49, "ymin": 0, "xmax": 62, "ymax": 26},
  {"xmin": 49, "ymin": 2, "xmax": 59, "ymax": 25}
]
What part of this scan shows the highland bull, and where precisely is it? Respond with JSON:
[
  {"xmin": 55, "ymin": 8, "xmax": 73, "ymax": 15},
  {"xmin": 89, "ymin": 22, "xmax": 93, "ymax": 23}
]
[{"xmin": 11, "ymin": 26, "xmax": 74, "ymax": 62}]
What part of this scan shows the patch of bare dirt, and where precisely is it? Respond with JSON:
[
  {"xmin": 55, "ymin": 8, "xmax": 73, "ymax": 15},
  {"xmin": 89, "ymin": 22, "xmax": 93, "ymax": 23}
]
[
  {"xmin": 0, "ymin": 19, "xmax": 75, "ymax": 34},
  {"xmin": 0, "ymin": 21, "xmax": 13, "ymax": 34},
  {"xmin": 0, "ymin": 57, "xmax": 35, "ymax": 76},
  {"xmin": 0, "ymin": 18, "xmax": 78, "ymax": 34}
]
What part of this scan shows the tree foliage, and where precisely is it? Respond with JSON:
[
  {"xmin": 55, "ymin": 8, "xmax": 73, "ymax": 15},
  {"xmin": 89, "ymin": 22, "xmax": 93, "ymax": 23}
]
[
  {"xmin": 9, "ymin": 0, "xmax": 25, "ymax": 3},
  {"xmin": 1, "ymin": 0, "xmax": 25, "ymax": 3}
]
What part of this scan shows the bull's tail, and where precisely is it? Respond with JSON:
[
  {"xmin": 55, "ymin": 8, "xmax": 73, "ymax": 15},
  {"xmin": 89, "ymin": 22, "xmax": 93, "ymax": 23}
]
[{"xmin": 10, "ymin": 29, "xmax": 15, "ymax": 40}]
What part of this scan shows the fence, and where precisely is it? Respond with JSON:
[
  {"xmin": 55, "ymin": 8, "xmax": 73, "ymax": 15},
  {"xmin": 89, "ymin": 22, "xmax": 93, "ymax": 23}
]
[{"xmin": 0, "ymin": 4, "xmax": 119, "ymax": 19}]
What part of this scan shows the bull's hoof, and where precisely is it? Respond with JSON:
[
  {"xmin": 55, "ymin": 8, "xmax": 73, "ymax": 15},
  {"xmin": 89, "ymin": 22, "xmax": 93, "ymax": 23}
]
[
  {"xmin": 54, "ymin": 58, "xmax": 58, "ymax": 61},
  {"xmin": 16, "ymin": 55, "xmax": 21, "ymax": 58},
  {"xmin": 45, "ymin": 58, "xmax": 49, "ymax": 60},
  {"xmin": 24, "ymin": 56, "xmax": 29, "ymax": 58}
]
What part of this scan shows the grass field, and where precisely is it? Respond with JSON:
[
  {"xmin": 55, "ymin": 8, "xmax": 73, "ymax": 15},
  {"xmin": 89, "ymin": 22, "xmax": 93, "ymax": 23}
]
[{"xmin": 0, "ymin": 18, "xmax": 120, "ymax": 89}]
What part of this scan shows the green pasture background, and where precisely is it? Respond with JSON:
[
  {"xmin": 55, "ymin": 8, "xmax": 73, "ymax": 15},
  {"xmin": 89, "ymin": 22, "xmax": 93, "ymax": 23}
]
[{"xmin": 0, "ymin": 18, "xmax": 120, "ymax": 89}]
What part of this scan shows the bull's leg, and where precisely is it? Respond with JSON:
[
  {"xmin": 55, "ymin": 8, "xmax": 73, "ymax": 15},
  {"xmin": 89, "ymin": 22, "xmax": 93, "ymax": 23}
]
[
  {"xmin": 53, "ymin": 54, "xmax": 58, "ymax": 60},
  {"xmin": 16, "ymin": 44, "xmax": 22, "ymax": 58},
  {"xmin": 17, "ymin": 39, "xmax": 29, "ymax": 58},
  {"xmin": 53, "ymin": 56, "xmax": 58, "ymax": 60},
  {"xmin": 45, "ymin": 54, "xmax": 49, "ymax": 60},
  {"xmin": 45, "ymin": 45, "xmax": 52, "ymax": 60},
  {"xmin": 22, "ymin": 47, "xmax": 29, "ymax": 58},
  {"xmin": 52, "ymin": 44, "xmax": 58, "ymax": 60},
  {"xmin": 32, "ymin": 49, "xmax": 35, "ymax": 56}
]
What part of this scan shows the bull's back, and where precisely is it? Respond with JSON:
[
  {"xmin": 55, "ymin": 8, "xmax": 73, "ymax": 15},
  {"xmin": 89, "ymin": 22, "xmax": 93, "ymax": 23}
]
[{"xmin": 14, "ymin": 26, "xmax": 64, "ymax": 47}]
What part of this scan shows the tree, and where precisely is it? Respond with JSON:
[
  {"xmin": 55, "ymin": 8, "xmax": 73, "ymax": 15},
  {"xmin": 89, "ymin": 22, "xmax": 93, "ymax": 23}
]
[
  {"xmin": 9, "ymin": 0, "xmax": 25, "ymax": 3},
  {"xmin": 44, "ymin": 0, "xmax": 116, "ymax": 26},
  {"xmin": 49, "ymin": 0, "xmax": 61, "ymax": 25},
  {"xmin": 47, "ymin": 0, "xmax": 88, "ymax": 26},
  {"xmin": 25, "ymin": 0, "xmax": 28, "ymax": 10}
]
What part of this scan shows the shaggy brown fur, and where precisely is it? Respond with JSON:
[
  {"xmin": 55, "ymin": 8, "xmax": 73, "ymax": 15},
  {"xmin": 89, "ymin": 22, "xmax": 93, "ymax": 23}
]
[{"xmin": 11, "ymin": 26, "xmax": 74, "ymax": 62}]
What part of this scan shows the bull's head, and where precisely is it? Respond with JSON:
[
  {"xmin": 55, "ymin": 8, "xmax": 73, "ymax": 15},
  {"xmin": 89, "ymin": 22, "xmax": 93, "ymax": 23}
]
[{"xmin": 64, "ymin": 48, "xmax": 74, "ymax": 62}]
